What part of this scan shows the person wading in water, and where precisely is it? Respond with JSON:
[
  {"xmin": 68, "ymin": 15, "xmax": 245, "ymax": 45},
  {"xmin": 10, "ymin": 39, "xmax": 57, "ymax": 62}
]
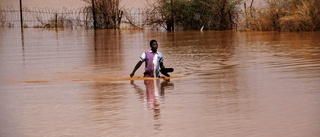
[{"xmin": 130, "ymin": 40, "xmax": 172, "ymax": 78}]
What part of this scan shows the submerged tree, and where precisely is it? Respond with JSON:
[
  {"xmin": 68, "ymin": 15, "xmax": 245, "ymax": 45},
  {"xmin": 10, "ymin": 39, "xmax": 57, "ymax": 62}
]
[
  {"xmin": 145, "ymin": 0, "xmax": 242, "ymax": 31},
  {"xmin": 83, "ymin": 0, "xmax": 123, "ymax": 29}
]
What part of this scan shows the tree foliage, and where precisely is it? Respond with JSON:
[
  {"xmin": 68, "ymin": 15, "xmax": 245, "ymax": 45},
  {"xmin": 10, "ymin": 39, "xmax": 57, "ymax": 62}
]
[
  {"xmin": 145, "ymin": 0, "xmax": 242, "ymax": 30},
  {"xmin": 83, "ymin": 0, "xmax": 123, "ymax": 29}
]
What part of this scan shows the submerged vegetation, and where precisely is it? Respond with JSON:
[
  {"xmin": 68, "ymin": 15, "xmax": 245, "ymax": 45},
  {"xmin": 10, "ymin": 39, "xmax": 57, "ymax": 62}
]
[
  {"xmin": 241, "ymin": 0, "xmax": 320, "ymax": 31},
  {"xmin": 145, "ymin": 0, "xmax": 242, "ymax": 30},
  {"xmin": 82, "ymin": 0, "xmax": 123, "ymax": 29},
  {"xmin": 0, "ymin": 5, "xmax": 6, "ymax": 27}
]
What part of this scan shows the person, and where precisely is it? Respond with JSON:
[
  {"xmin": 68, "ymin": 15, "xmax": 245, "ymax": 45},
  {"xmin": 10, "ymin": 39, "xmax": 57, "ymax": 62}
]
[{"xmin": 130, "ymin": 40, "xmax": 168, "ymax": 78}]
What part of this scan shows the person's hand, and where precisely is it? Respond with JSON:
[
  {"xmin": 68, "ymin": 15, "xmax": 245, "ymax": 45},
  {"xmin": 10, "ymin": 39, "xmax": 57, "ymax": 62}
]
[{"xmin": 130, "ymin": 73, "xmax": 134, "ymax": 78}]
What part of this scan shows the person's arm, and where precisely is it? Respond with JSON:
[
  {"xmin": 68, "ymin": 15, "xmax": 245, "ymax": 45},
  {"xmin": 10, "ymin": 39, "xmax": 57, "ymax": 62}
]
[
  {"xmin": 160, "ymin": 55, "xmax": 165, "ymax": 70},
  {"xmin": 130, "ymin": 60, "xmax": 143, "ymax": 78},
  {"xmin": 160, "ymin": 61, "xmax": 171, "ymax": 77},
  {"xmin": 160, "ymin": 62, "xmax": 165, "ymax": 70}
]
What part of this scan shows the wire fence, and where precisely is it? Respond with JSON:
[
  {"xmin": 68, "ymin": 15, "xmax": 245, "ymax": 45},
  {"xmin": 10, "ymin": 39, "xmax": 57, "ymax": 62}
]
[{"xmin": 0, "ymin": 7, "xmax": 146, "ymax": 29}]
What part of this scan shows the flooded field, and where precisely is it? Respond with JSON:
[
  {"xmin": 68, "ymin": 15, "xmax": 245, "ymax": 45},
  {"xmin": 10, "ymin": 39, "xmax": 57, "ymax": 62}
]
[{"xmin": 0, "ymin": 28, "xmax": 320, "ymax": 137}]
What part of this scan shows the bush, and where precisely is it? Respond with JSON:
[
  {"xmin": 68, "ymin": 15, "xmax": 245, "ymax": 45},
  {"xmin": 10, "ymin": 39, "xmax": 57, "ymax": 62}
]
[
  {"xmin": 83, "ymin": 0, "xmax": 123, "ymax": 29},
  {"xmin": 279, "ymin": 0, "xmax": 320, "ymax": 31},
  {"xmin": 247, "ymin": 0, "xmax": 320, "ymax": 31},
  {"xmin": 0, "ymin": 5, "xmax": 6, "ymax": 27},
  {"xmin": 145, "ymin": 0, "xmax": 242, "ymax": 31}
]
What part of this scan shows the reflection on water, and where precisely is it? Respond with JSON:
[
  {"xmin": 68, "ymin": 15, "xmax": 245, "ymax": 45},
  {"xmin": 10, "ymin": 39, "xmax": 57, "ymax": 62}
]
[
  {"xmin": 0, "ymin": 28, "xmax": 319, "ymax": 137},
  {"xmin": 131, "ymin": 79, "xmax": 174, "ymax": 131}
]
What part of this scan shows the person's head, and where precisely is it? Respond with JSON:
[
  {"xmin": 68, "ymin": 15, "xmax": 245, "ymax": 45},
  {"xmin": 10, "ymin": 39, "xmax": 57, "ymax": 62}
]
[{"xmin": 149, "ymin": 40, "xmax": 158, "ymax": 53}]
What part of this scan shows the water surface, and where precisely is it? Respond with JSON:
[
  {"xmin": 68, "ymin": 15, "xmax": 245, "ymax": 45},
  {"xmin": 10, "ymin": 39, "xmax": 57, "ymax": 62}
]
[{"xmin": 0, "ymin": 28, "xmax": 319, "ymax": 137}]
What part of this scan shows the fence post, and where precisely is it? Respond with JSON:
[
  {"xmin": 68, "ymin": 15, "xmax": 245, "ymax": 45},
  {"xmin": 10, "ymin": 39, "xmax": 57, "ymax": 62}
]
[
  {"xmin": 55, "ymin": 13, "xmax": 58, "ymax": 28},
  {"xmin": 19, "ymin": 0, "xmax": 23, "ymax": 28}
]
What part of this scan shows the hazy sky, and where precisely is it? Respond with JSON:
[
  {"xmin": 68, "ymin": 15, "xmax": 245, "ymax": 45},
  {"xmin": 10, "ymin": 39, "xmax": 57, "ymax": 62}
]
[
  {"xmin": 0, "ymin": 0, "xmax": 264, "ymax": 10},
  {"xmin": 1, "ymin": 0, "xmax": 87, "ymax": 9},
  {"xmin": 0, "ymin": 0, "xmax": 147, "ymax": 10}
]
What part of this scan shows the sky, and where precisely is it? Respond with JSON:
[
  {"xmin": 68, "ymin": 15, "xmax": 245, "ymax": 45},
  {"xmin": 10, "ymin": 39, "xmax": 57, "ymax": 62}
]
[
  {"xmin": 0, "ymin": 0, "xmax": 147, "ymax": 10},
  {"xmin": 0, "ymin": 0, "xmax": 265, "ymax": 11},
  {"xmin": 1, "ymin": 0, "xmax": 87, "ymax": 10}
]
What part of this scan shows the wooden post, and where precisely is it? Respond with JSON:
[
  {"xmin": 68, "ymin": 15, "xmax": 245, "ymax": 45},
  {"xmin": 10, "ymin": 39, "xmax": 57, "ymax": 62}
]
[
  {"xmin": 92, "ymin": 0, "xmax": 97, "ymax": 29},
  {"xmin": 19, "ymin": 0, "xmax": 23, "ymax": 28},
  {"xmin": 20, "ymin": 0, "xmax": 24, "ymax": 49},
  {"xmin": 55, "ymin": 13, "xmax": 58, "ymax": 28}
]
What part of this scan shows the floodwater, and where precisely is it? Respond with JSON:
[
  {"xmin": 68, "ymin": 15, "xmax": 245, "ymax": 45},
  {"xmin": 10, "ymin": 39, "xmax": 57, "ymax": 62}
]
[{"xmin": 0, "ymin": 28, "xmax": 320, "ymax": 137}]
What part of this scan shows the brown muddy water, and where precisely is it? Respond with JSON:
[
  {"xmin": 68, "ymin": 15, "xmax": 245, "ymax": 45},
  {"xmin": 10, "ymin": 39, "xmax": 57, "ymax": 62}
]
[{"xmin": 0, "ymin": 28, "xmax": 319, "ymax": 137}]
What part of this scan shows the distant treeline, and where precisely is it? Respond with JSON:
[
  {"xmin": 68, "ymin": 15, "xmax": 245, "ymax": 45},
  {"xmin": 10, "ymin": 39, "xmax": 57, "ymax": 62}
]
[{"xmin": 1, "ymin": 0, "xmax": 319, "ymax": 31}]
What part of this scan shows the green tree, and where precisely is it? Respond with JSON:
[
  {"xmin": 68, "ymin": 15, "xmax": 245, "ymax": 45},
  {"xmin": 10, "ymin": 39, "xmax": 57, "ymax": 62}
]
[{"xmin": 145, "ymin": 0, "xmax": 242, "ymax": 30}]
